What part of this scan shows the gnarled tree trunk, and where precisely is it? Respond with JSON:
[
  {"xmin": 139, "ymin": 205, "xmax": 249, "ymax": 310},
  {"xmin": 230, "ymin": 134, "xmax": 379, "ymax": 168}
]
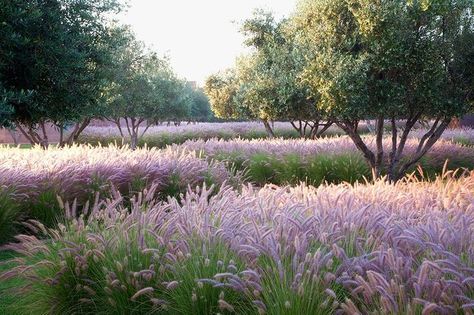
[
  {"xmin": 262, "ymin": 119, "xmax": 275, "ymax": 138},
  {"xmin": 16, "ymin": 121, "xmax": 50, "ymax": 149},
  {"xmin": 56, "ymin": 118, "xmax": 91, "ymax": 147},
  {"xmin": 337, "ymin": 114, "xmax": 451, "ymax": 182}
]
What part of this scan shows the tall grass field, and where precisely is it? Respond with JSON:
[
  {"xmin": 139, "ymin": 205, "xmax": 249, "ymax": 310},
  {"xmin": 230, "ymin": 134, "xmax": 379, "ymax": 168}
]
[{"xmin": 1, "ymin": 124, "xmax": 474, "ymax": 314}]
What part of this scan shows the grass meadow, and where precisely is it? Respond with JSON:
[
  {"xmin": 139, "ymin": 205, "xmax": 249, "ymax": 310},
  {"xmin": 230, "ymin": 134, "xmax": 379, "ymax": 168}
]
[{"xmin": 1, "ymin": 122, "xmax": 474, "ymax": 314}]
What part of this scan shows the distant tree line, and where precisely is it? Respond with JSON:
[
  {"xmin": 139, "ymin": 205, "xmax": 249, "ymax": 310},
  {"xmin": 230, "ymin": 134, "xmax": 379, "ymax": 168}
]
[
  {"xmin": 204, "ymin": 0, "xmax": 474, "ymax": 181},
  {"xmin": 0, "ymin": 0, "xmax": 213, "ymax": 149}
]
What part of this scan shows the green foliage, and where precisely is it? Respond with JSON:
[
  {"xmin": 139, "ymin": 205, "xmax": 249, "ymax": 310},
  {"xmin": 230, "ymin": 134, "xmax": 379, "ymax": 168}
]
[
  {"xmin": 256, "ymin": 249, "xmax": 341, "ymax": 315},
  {"xmin": 105, "ymin": 29, "xmax": 192, "ymax": 148},
  {"xmin": 107, "ymin": 36, "xmax": 170, "ymax": 123},
  {"xmin": 27, "ymin": 190, "xmax": 62, "ymax": 228},
  {"xmin": 0, "ymin": 0, "xmax": 124, "ymax": 143},
  {"xmin": 0, "ymin": 190, "xmax": 20, "ymax": 244},
  {"xmin": 451, "ymin": 136, "xmax": 474, "ymax": 147},
  {"xmin": 2, "ymin": 221, "xmax": 254, "ymax": 314},
  {"xmin": 296, "ymin": 0, "xmax": 473, "ymax": 119},
  {"xmin": 221, "ymin": 153, "xmax": 371, "ymax": 186},
  {"xmin": 163, "ymin": 239, "xmax": 254, "ymax": 315},
  {"xmin": 305, "ymin": 154, "xmax": 371, "ymax": 186},
  {"xmin": 205, "ymin": 9, "xmax": 333, "ymax": 138},
  {"xmin": 160, "ymin": 173, "xmax": 182, "ymax": 200},
  {"xmin": 204, "ymin": 70, "xmax": 240, "ymax": 119},
  {"xmin": 0, "ymin": 251, "xmax": 23, "ymax": 315},
  {"xmin": 0, "ymin": 188, "xmax": 62, "ymax": 243},
  {"xmin": 213, "ymin": 150, "xmax": 474, "ymax": 187},
  {"xmin": 409, "ymin": 156, "xmax": 474, "ymax": 180},
  {"xmin": 237, "ymin": 10, "xmax": 321, "ymax": 124},
  {"xmin": 293, "ymin": 0, "xmax": 474, "ymax": 179},
  {"xmin": 246, "ymin": 153, "xmax": 278, "ymax": 184},
  {"xmin": 188, "ymin": 88, "xmax": 213, "ymax": 122}
]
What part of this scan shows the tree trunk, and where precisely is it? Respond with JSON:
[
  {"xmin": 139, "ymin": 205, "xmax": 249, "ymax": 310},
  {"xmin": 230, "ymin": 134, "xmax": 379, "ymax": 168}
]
[
  {"xmin": 314, "ymin": 121, "xmax": 333, "ymax": 138},
  {"xmin": 337, "ymin": 115, "xmax": 450, "ymax": 182},
  {"xmin": 129, "ymin": 118, "xmax": 138, "ymax": 150},
  {"xmin": 59, "ymin": 124, "xmax": 64, "ymax": 147},
  {"xmin": 388, "ymin": 117, "xmax": 398, "ymax": 182},
  {"xmin": 17, "ymin": 122, "xmax": 49, "ymax": 149},
  {"xmin": 139, "ymin": 121, "xmax": 152, "ymax": 140},
  {"xmin": 39, "ymin": 121, "xmax": 49, "ymax": 148},
  {"xmin": 290, "ymin": 120, "xmax": 302, "ymax": 137},
  {"xmin": 302, "ymin": 121, "xmax": 309, "ymax": 138},
  {"xmin": 72, "ymin": 118, "xmax": 91, "ymax": 143},
  {"xmin": 130, "ymin": 132, "xmax": 138, "ymax": 150},
  {"xmin": 337, "ymin": 120, "xmax": 376, "ymax": 178},
  {"xmin": 262, "ymin": 119, "xmax": 275, "ymax": 138},
  {"xmin": 394, "ymin": 117, "xmax": 450, "ymax": 180},
  {"xmin": 16, "ymin": 124, "xmax": 36, "ymax": 145},
  {"xmin": 7, "ymin": 128, "xmax": 20, "ymax": 145},
  {"xmin": 124, "ymin": 117, "xmax": 145, "ymax": 150},
  {"xmin": 55, "ymin": 118, "xmax": 92, "ymax": 147},
  {"xmin": 374, "ymin": 116, "xmax": 385, "ymax": 178}
]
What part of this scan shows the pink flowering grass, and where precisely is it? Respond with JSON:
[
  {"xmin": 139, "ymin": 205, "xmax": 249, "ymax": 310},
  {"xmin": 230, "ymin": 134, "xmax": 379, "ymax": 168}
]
[
  {"xmin": 175, "ymin": 135, "xmax": 474, "ymax": 185},
  {"xmin": 0, "ymin": 144, "xmax": 233, "ymax": 199},
  {"xmin": 176, "ymin": 135, "xmax": 474, "ymax": 163},
  {"xmin": 1, "ymin": 133, "xmax": 472, "ymax": 242},
  {"xmin": 412, "ymin": 127, "xmax": 474, "ymax": 147},
  {"xmin": 2, "ymin": 171, "xmax": 474, "ymax": 314},
  {"xmin": 82, "ymin": 121, "xmax": 300, "ymax": 137},
  {"xmin": 78, "ymin": 121, "xmax": 347, "ymax": 147},
  {"xmin": 0, "ymin": 144, "xmax": 236, "ymax": 242}
]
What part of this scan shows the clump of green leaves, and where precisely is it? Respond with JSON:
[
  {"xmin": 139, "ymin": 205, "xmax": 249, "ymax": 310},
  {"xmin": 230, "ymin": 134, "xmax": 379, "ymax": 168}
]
[{"xmin": 0, "ymin": 190, "xmax": 20, "ymax": 244}]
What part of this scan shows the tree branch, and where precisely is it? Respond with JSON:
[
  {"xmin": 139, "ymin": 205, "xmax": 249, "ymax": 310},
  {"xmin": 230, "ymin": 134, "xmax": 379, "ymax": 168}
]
[
  {"xmin": 388, "ymin": 117, "xmax": 398, "ymax": 181},
  {"xmin": 139, "ymin": 121, "xmax": 152, "ymax": 140},
  {"xmin": 40, "ymin": 121, "xmax": 49, "ymax": 148},
  {"xmin": 396, "ymin": 117, "xmax": 450, "ymax": 179},
  {"xmin": 124, "ymin": 117, "xmax": 132, "ymax": 137},
  {"xmin": 337, "ymin": 120, "xmax": 376, "ymax": 170},
  {"xmin": 16, "ymin": 124, "xmax": 35, "ymax": 145},
  {"xmin": 394, "ymin": 111, "xmax": 422, "ymax": 164},
  {"xmin": 416, "ymin": 116, "xmax": 440, "ymax": 154},
  {"xmin": 374, "ymin": 115, "xmax": 385, "ymax": 177},
  {"xmin": 315, "ymin": 121, "xmax": 333, "ymax": 137}
]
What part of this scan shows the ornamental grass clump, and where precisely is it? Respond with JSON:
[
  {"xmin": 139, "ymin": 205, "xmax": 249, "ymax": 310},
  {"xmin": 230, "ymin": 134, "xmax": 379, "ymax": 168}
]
[
  {"xmin": 412, "ymin": 127, "xmax": 474, "ymax": 147},
  {"xmin": 177, "ymin": 136, "xmax": 474, "ymax": 185},
  {"xmin": 2, "ymin": 171, "xmax": 474, "ymax": 314},
  {"xmin": 78, "ymin": 122, "xmax": 308, "ymax": 147},
  {"xmin": 0, "ymin": 144, "xmax": 236, "ymax": 243},
  {"xmin": 176, "ymin": 135, "xmax": 474, "ymax": 165},
  {"xmin": 0, "ymin": 144, "xmax": 231, "ymax": 201}
]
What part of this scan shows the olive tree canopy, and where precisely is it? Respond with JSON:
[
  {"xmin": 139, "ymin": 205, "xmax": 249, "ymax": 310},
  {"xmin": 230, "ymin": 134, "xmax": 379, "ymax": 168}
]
[{"xmin": 295, "ymin": 0, "xmax": 474, "ymax": 180}]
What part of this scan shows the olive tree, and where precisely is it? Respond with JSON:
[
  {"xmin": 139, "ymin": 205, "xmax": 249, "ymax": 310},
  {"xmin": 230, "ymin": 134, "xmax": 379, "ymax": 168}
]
[
  {"xmin": 107, "ymin": 53, "xmax": 180, "ymax": 149},
  {"xmin": 295, "ymin": 0, "xmax": 474, "ymax": 180},
  {"xmin": 204, "ymin": 69, "xmax": 240, "ymax": 120},
  {"xmin": 0, "ymin": 0, "xmax": 124, "ymax": 147},
  {"xmin": 205, "ymin": 10, "xmax": 334, "ymax": 139},
  {"xmin": 159, "ymin": 77, "xmax": 192, "ymax": 126},
  {"xmin": 205, "ymin": 56, "xmax": 282, "ymax": 138},
  {"xmin": 240, "ymin": 10, "xmax": 333, "ymax": 139},
  {"xmin": 233, "ymin": 54, "xmax": 281, "ymax": 137},
  {"xmin": 187, "ymin": 87, "xmax": 212, "ymax": 123},
  {"xmin": 106, "ymin": 30, "xmax": 190, "ymax": 149}
]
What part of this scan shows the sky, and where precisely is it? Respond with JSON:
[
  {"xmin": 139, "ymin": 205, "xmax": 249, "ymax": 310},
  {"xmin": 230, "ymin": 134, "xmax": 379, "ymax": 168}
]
[{"xmin": 118, "ymin": 0, "xmax": 297, "ymax": 85}]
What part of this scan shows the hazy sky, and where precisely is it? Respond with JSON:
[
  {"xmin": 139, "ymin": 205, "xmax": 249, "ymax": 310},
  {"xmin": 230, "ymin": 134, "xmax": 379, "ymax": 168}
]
[{"xmin": 118, "ymin": 0, "xmax": 297, "ymax": 85}]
